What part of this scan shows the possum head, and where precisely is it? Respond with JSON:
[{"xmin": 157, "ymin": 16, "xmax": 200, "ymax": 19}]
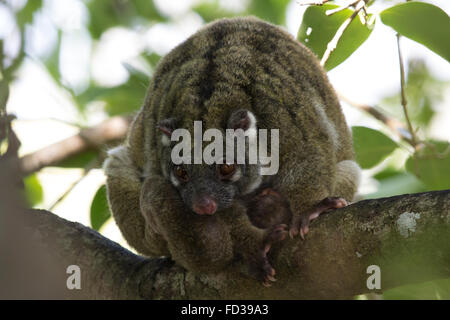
[{"xmin": 158, "ymin": 109, "xmax": 263, "ymax": 215}]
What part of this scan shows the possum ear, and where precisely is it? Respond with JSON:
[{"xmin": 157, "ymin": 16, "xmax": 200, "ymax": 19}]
[
  {"xmin": 157, "ymin": 118, "xmax": 177, "ymax": 137},
  {"xmin": 157, "ymin": 118, "xmax": 177, "ymax": 146},
  {"xmin": 227, "ymin": 109, "xmax": 257, "ymax": 134},
  {"xmin": 227, "ymin": 109, "xmax": 257, "ymax": 141}
]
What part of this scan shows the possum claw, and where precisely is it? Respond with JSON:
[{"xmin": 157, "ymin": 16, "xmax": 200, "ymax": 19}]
[
  {"xmin": 290, "ymin": 197, "xmax": 348, "ymax": 239},
  {"xmin": 252, "ymin": 225, "xmax": 287, "ymax": 287},
  {"xmin": 263, "ymin": 272, "xmax": 277, "ymax": 287},
  {"xmin": 264, "ymin": 224, "xmax": 288, "ymax": 247},
  {"xmin": 266, "ymin": 274, "xmax": 277, "ymax": 282}
]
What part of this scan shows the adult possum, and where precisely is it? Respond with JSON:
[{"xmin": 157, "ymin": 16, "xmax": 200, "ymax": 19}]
[{"xmin": 104, "ymin": 17, "xmax": 360, "ymax": 285}]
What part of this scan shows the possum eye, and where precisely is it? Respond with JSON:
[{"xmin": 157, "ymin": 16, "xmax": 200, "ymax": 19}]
[
  {"xmin": 217, "ymin": 164, "xmax": 236, "ymax": 179},
  {"xmin": 174, "ymin": 166, "xmax": 189, "ymax": 182}
]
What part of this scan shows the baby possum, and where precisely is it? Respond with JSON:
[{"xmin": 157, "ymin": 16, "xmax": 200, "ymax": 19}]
[
  {"xmin": 104, "ymin": 17, "xmax": 361, "ymax": 286},
  {"xmin": 247, "ymin": 188, "xmax": 348, "ymax": 239}
]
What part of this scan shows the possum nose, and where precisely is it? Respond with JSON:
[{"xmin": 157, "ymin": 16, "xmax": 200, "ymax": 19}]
[{"xmin": 193, "ymin": 196, "xmax": 217, "ymax": 215}]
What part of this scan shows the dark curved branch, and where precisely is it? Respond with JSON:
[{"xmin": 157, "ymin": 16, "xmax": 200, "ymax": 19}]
[{"xmin": 19, "ymin": 190, "xmax": 450, "ymax": 299}]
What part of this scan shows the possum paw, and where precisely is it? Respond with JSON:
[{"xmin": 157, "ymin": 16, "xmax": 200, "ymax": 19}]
[
  {"xmin": 289, "ymin": 197, "xmax": 348, "ymax": 239},
  {"xmin": 264, "ymin": 224, "xmax": 289, "ymax": 248},
  {"xmin": 248, "ymin": 250, "xmax": 277, "ymax": 287},
  {"xmin": 251, "ymin": 224, "xmax": 288, "ymax": 287}
]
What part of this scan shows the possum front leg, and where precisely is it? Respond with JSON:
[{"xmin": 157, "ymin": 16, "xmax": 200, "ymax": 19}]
[
  {"xmin": 222, "ymin": 203, "xmax": 288, "ymax": 286},
  {"xmin": 291, "ymin": 196, "xmax": 348, "ymax": 239},
  {"xmin": 276, "ymin": 155, "xmax": 357, "ymax": 239},
  {"xmin": 104, "ymin": 145, "xmax": 170, "ymax": 257},
  {"xmin": 140, "ymin": 175, "xmax": 234, "ymax": 273},
  {"xmin": 274, "ymin": 145, "xmax": 340, "ymax": 239},
  {"xmin": 290, "ymin": 159, "xmax": 360, "ymax": 238}
]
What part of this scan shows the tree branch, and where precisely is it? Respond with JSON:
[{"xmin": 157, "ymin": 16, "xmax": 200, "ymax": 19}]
[
  {"xmin": 17, "ymin": 116, "xmax": 132, "ymax": 176},
  {"xmin": 18, "ymin": 190, "xmax": 450, "ymax": 299}
]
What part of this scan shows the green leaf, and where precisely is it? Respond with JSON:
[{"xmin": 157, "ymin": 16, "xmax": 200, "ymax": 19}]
[
  {"xmin": 380, "ymin": 2, "xmax": 450, "ymax": 62},
  {"xmin": 55, "ymin": 150, "xmax": 98, "ymax": 169},
  {"xmin": 132, "ymin": 0, "xmax": 164, "ymax": 21},
  {"xmin": 405, "ymin": 141, "xmax": 450, "ymax": 190},
  {"xmin": 352, "ymin": 126, "xmax": 398, "ymax": 169},
  {"xmin": 90, "ymin": 185, "xmax": 111, "ymax": 231},
  {"xmin": 373, "ymin": 167, "xmax": 402, "ymax": 181},
  {"xmin": 87, "ymin": 0, "xmax": 165, "ymax": 39},
  {"xmin": 87, "ymin": 0, "xmax": 122, "ymax": 39},
  {"xmin": 23, "ymin": 173, "xmax": 43, "ymax": 207},
  {"xmin": 16, "ymin": 0, "xmax": 43, "ymax": 28},
  {"xmin": 297, "ymin": 4, "xmax": 375, "ymax": 71},
  {"xmin": 247, "ymin": 0, "xmax": 291, "ymax": 25}
]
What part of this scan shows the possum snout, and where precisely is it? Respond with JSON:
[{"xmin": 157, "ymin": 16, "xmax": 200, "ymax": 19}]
[{"xmin": 192, "ymin": 195, "xmax": 217, "ymax": 215}]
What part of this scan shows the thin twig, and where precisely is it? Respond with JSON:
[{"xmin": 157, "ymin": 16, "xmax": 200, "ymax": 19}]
[
  {"xmin": 47, "ymin": 155, "xmax": 101, "ymax": 211},
  {"xmin": 325, "ymin": 0, "xmax": 360, "ymax": 16},
  {"xmin": 320, "ymin": 0, "xmax": 365, "ymax": 67},
  {"xmin": 297, "ymin": 0, "xmax": 331, "ymax": 6},
  {"xmin": 48, "ymin": 170, "xmax": 89, "ymax": 211},
  {"xmin": 338, "ymin": 93, "xmax": 415, "ymax": 146},
  {"xmin": 396, "ymin": 34, "xmax": 418, "ymax": 148},
  {"xmin": 361, "ymin": 5, "xmax": 370, "ymax": 23}
]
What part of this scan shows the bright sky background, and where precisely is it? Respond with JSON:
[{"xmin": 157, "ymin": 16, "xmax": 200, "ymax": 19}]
[{"xmin": 3, "ymin": 0, "xmax": 450, "ymax": 249}]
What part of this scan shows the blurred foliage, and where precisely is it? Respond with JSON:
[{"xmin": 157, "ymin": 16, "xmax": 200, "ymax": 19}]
[
  {"xmin": 193, "ymin": 2, "xmax": 237, "ymax": 23},
  {"xmin": 247, "ymin": 0, "xmax": 291, "ymax": 25},
  {"xmin": 16, "ymin": 0, "xmax": 43, "ymax": 29},
  {"xmin": 382, "ymin": 59, "xmax": 449, "ymax": 129},
  {"xmin": 76, "ymin": 67, "xmax": 149, "ymax": 115},
  {"xmin": 2, "ymin": 0, "xmax": 42, "ymax": 79},
  {"xmin": 1, "ymin": 0, "xmax": 449, "ymax": 300},
  {"xmin": 378, "ymin": 59, "xmax": 450, "ymax": 192},
  {"xmin": 43, "ymin": 30, "xmax": 61, "ymax": 86},
  {"xmin": 55, "ymin": 149, "xmax": 99, "ymax": 168},
  {"xmin": 193, "ymin": 0, "xmax": 290, "ymax": 24},
  {"xmin": 86, "ymin": 0, "xmax": 166, "ymax": 39}
]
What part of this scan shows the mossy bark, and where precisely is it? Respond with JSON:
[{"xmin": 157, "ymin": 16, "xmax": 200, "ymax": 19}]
[{"xmin": 17, "ymin": 190, "xmax": 450, "ymax": 299}]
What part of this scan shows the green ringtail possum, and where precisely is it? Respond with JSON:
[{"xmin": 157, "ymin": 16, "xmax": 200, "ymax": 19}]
[{"xmin": 103, "ymin": 17, "xmax": 361, "ymax": 285}]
